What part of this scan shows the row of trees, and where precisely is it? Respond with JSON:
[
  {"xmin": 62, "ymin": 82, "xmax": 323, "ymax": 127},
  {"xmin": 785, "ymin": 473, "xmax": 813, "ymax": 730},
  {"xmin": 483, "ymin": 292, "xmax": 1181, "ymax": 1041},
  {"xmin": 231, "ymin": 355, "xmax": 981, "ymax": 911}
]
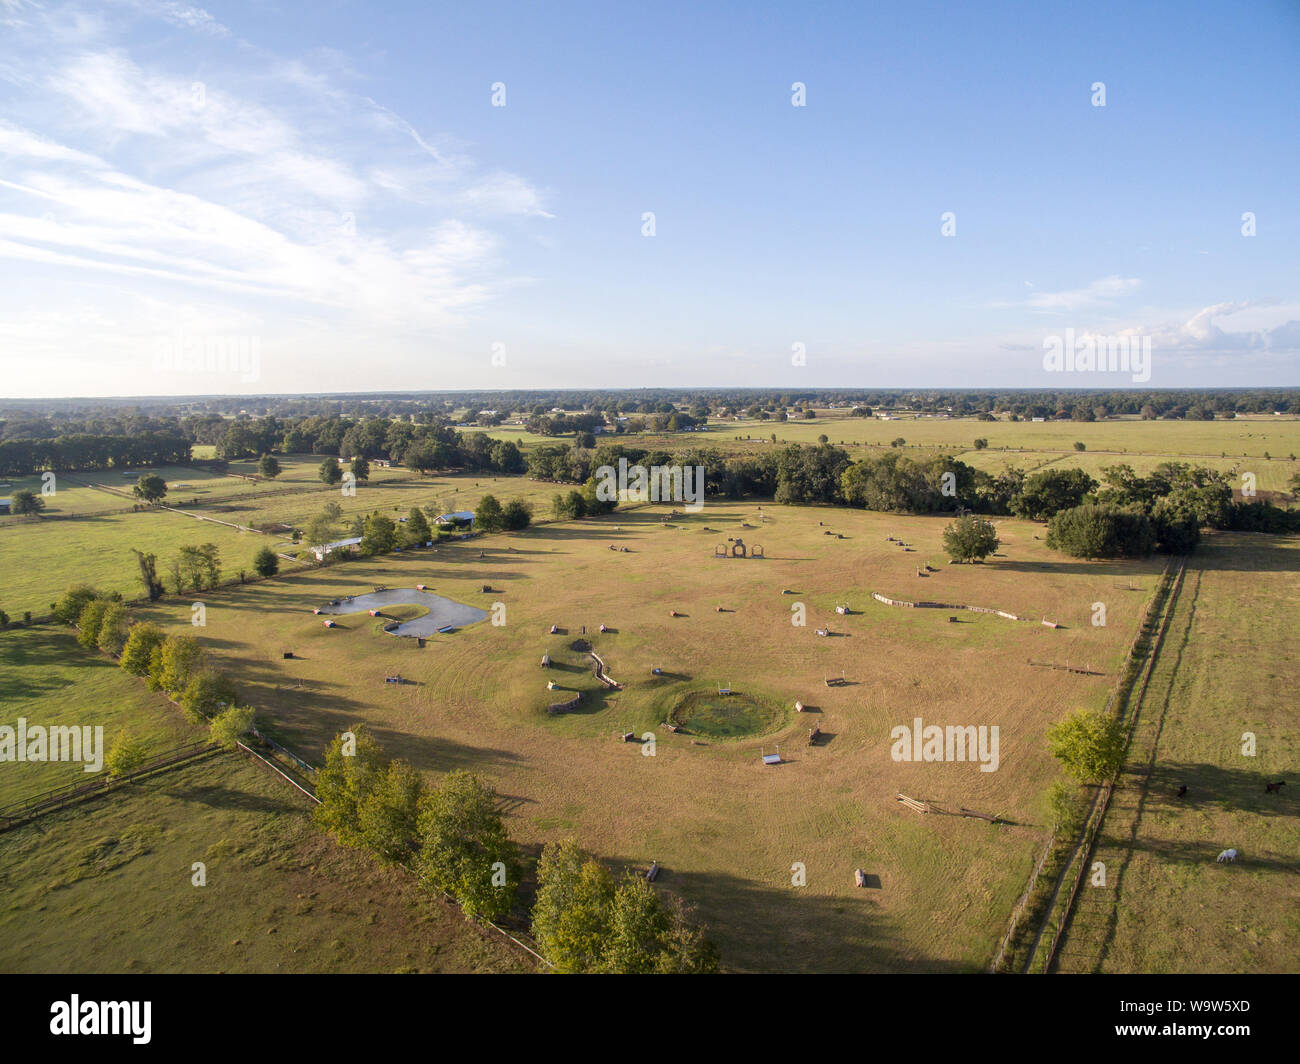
[
  {"xmin": 52, "ymin": 587, "xmax": 257, "ymax": 760},
  {"xmin": 313, "ymin": 727, "xmax": 717, "ymax": 972},
  {"xmin": 0, "ymin": 434, "xmax": 191, "ymax": 477}
]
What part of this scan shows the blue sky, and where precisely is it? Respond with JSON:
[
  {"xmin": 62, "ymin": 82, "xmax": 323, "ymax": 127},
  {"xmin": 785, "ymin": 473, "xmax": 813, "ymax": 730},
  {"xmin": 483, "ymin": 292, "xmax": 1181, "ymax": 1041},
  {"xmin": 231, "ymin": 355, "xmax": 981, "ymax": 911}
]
[{"xmin": 0, "ymin": 0, "xmax": 1297, "ymax": 396}]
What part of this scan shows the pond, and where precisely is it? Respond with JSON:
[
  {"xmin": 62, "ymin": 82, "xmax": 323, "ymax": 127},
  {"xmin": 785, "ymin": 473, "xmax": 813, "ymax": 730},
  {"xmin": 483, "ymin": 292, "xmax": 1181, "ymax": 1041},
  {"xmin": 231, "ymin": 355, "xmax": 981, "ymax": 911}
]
[
  {"xmin": 318, "ymin": 588, "xmax": 489, "ymax": 637},
  {"xmin": 670, "ymin": 690, "xmax": 789, "ymax": 740}
]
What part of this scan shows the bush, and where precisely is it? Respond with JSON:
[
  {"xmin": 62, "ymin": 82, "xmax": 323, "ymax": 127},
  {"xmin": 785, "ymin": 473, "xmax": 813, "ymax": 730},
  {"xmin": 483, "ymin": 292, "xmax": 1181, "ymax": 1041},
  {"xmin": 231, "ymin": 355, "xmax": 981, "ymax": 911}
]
[
  {"xmin": 253, "ymin": 546, "xmax": 279, "ymax": 577},
  {"xmin": 96, "ymin": 600, "xmax": 129, "ymax": 656},
  {"xmin": 54, "ymin": 585, "xmax": 99, "ymax": 625},
  {"xmin": 76, "ymin": 598, "xmax": 108, "ymax": 649}
]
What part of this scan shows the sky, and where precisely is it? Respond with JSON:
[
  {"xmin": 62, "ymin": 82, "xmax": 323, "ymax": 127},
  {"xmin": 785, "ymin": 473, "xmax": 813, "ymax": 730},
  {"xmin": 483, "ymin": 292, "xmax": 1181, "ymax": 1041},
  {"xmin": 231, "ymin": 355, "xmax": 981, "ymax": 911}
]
[{"xmin": 0, "ymin": 0, "xmax": 1297, "ymax": 398}]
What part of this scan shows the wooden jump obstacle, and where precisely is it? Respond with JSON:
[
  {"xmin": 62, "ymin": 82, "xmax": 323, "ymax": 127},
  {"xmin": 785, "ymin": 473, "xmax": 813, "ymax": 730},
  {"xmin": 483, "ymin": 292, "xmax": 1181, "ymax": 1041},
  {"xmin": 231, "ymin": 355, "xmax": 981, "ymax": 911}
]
[
  {"xmin": 547, "ymin": 692, "xmax": 581, "ymax": 715},
  {"xmin": 1027, "ymin": 659, "xmax": 1103, "ymax": 676},
  {"xmin": 761, "ymin": 746, "xmax": 782, "ymax": 766},
  {"xmin": 896, "ymin": 793, "xmax": 930, "ymax": 814},
  {"xmin": 824, "ymin": 675, "xmax": 846, "ymax": 687}
]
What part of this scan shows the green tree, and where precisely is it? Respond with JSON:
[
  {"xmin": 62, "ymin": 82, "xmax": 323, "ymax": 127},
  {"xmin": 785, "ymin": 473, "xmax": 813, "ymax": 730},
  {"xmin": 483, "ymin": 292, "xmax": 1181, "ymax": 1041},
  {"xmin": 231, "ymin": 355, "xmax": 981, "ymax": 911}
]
[
  {"xmin": 1046, "ymin": 503, "xmax": 1155, "ymax": 558},
  {"xmin": 105, "ymin": 729, "xmax": 151, "ymax": 777},
  {"xmin": 1047, "ymin": 709, "xmax": 1127, "ymax": 784},
  {"xmin": 253, "ymin": 545, "xmax": 279, "ymax": 577},
  {"xmin": 258, "ymin": 454, "xmax": 281, "ymax": 479},
  {"xmin": 360, "ymin": 513, "xmax": 399, "ymax": 555},
  {"xmin": 11, "ymin": 489, "xmax": 44, "ymax": 515},
  {"xmin": 96, "ymin": 600, "xmax": 129, "ymax": 656},
  {"xmin": 180, "ymin": 669, "xmax": 237, "ymax": 723},
  {"xmin": 351, "ymin": 455, "xmax": 370, "ymax": 481},
  {"xmin": 404, "ymin": 507, "xmax": 432, "ymax": 545},
  {"xmin": 415, "ymin": 770, "xmax": 520, "ymax": 920},
  {"xmin": 314, "ymin": 726, "xmax": 388, "ymax": 849},
  {"xmin": 532, "ymin": 841, "xmax": 616, "ymax": 973},
  {"xmin": 133, "ymin": 473, "xmax": 168, "ymax": 504},
  {"xmin": 75, "ymin": 598, "xmax": 108, "ymax": 649},
  {"xmin": 209, "ymin": 705, "xmax": 256, "ymax": 749},
  {"xmin": 475, "ymin": 494, "xmax": 504, "ymax": 532},
  {"xmin": 319, "ymin": 457, "xmax": 343, "ymax": 485},
  {"xmin": 54, "ymin": 585, "xmax": 98, "ymax": 625},
  {"xmin": 502, "ymin": 499, "xmax": 532, "ymax": 531},
  {"xmin": 941, "ymin": 514, "xmax": 1000, "ymax": 562},
  {"xmin": 973, "ymin": 438, "xmax": 989, "ymax": 450},
  {"xmin": 358, "ymin": 760, "xmax": 426, "ymax": 865},
  {"xmin": 119, "ymin": 621, "xmax": 165, "ymax": 676},
  {"xmin": 154, "ymin": 634, "xmax": 206, "ymax": 695}
]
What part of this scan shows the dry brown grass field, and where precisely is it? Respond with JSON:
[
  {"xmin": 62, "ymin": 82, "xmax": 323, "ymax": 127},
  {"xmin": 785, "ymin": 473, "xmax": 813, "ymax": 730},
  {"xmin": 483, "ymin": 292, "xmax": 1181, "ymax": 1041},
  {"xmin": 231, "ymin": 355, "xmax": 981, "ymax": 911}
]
[{"xmin": 133, "ymin": 499, "xmax": 1165, "ymax": 971}]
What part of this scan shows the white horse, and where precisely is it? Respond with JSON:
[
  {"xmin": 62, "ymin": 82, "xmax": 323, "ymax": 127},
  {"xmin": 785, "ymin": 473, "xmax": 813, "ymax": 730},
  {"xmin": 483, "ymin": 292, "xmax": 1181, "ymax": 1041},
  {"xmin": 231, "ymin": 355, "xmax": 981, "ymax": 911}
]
[{"xmin": 1215, "ymin": 848, "xmax": 1238, "ymax": 863}]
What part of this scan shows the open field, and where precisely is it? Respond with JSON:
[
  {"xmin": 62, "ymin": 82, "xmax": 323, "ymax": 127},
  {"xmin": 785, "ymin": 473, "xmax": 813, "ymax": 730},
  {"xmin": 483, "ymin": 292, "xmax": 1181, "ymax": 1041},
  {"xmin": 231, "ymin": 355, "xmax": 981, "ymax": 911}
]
[
  {"xmin": 0, "ymin": 508, "xmax": 303, "ymax": 617},
  {"xmin": 131, "ymin": 499, "xmax": 1164, "ymax": 971},
  {"xmin": 1054, "ymin": 532, "xmax": 1300, "ymax": 974},
  {"xmin": 0, "ymin": 752, "xmax": 525, "ymax": 973}
]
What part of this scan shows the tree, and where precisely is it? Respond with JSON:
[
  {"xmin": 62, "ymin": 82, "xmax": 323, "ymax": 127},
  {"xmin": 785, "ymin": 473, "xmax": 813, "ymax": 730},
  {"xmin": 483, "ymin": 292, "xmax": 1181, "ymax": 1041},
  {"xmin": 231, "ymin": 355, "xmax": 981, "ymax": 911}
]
[
  {"xmin": 209, "ymin": 705, "xmax": 256, "ymax": 750},
  {"xmin": 178, "ymin": 542, "xmax": 221, "ymax": 590},
  {"xmin": 942, "ymin": 514, "xmax": 1000, "ymax": 562},
  {"xmin": 531, "ymin": 840, "xmax": 718, "ymax": 973},
  {"xmin": 304, "ymin": 509, "xmax": 337, "ymax": 554},
  {"xmin": 153, "ymin": 634, "xmax": 206, "ymax": 695},
  {"xmin": 1046, "ymin": 503, "xmax": 1155, "ymax": 558},
  {"xmin": 133, "ymin": 474, "xmax": 168, "ymax": 504},
  {"xmin": 1012, "ymin": 468, "xmax": 1097, "ymax": 521},
  {"xmin": 11, "ymin": 488, "xmax": 43, "ymax": 515},
  {"xmin": 405, "ymin": 507, "xmax": 431, "ymax": 545},
  {"xmin": 1047, "ymin": 709, "xmax": 1127, "ymax": 783},
  {"xmin": 105, "ymin": 729, "xmax": 151, "ymax": 777},
  {"xmin": 76, "ymin": 598, "xmax": 109, "ymax": 649},
  {"xmin": 319, "ymin": 457, "xmax": 343, "ymax": 485},
  {"xmin": 973, "ymin": 438, "xmax": 989, "ymax": 450},
  {"xmin": 133, "ymin": 549, "xmax": 165, "ymax": 601},
  {"xmin": 502, "ymin": 499, "xmax": 532, "ymax": 531},
  {"xmin": 475, "ymin": 494, "xmax": 504, "ymax": 532},
  {"xmin": 180, "ymin": 669, "xmax": 237, "ymax": 723},
  {"xmin": 120, "ymin": 621, "xmax": 165, "ymax": 676},
  {"xmin": 96, "ymin": 600, "xmax": 129, "ymax": 656},
  {"xmin": 360, "ymin": 513, "xmax": 398, "ymax": 555},
  {"xmin": 253, "ymin": 546, "xmax": 279, "ymax": 577},
  {"xmin": 314, "ymin": 726, "xmax": 388, "ymax": 849},
  {"xmin": 258, "ymin": 454, "xmax": 281, "ymax": 479},
  {"xmin": 532, "ymin": 841, "xmax": 616, "ymax": 973},
  {"xmin": 1074, "ymin": 441, "xmax": 1086, "ymax": 451},
  {"xmin": 54, "ymin": 585, "xmax": 99, "ymax": 625},
  {"xmin": 358, "ymin": 760, "xmax": 426, "ymax": 865},
  {"xmin": 416, "ymin": 770, "xmax": 520, "ymax": 920},
  {"xmin": 352, "ymin": 455, "xmax": 370, "ymax": 482}
]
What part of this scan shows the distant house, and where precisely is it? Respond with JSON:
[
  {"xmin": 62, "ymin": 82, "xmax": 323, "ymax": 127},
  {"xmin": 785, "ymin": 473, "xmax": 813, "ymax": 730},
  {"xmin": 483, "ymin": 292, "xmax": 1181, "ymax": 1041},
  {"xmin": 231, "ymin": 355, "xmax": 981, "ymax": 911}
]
[
  {"xmin": 434, "ymin": 510, "xmax": 475, "ymax": 528},
  {"xmin": 312, "ymin": 536, "xmax": 363, "ymax": 561},
  {"xmin": 1031, "ymin": 417, "xmax": 1046, "ymax": 422},
  {"xmin": 0, "ymin": 498, "xmax": 11, "ymax": 515}
]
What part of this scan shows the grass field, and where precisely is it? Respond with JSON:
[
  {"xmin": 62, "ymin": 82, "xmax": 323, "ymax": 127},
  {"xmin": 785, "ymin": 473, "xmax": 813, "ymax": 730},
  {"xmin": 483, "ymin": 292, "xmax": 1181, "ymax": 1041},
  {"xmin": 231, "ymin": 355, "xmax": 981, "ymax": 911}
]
[
  {"xmin": 0, "ymin": 627, "xmax": 195, "ymax": 806},
  {"xmin": 129, "ymin": 498, "xmax": 1163, "ymax": 971},
  {"xmin": 0, "ymin": 625, "xmax": 526, "ymax": 974},
  {"xmin": 1054, "ymin": 532, "xmax": 1300, "ymax": 974},
  {"xmin": 0, "ymin": 752, "xmax": 525, "ymax": 973}
]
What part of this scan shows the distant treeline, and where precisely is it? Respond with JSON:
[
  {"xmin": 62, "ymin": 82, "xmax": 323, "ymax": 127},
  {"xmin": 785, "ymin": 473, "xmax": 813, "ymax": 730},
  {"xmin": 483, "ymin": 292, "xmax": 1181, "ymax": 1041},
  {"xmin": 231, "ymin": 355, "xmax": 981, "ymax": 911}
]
[
  {"xmin": 4, "ymin": 387, "xmax": 1299, "ymax": 431},
  {"xmin": 0, "ymin": 434, "xmax": 192, "ymax": 477}
]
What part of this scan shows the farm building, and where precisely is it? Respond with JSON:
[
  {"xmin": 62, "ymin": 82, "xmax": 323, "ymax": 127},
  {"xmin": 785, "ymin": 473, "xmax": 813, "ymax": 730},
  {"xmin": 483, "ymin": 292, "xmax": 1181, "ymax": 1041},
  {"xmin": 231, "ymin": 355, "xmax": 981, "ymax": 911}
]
[
  {"xmin": 311, "ymin": 536, "xmax": 363, "ymax": 562},
  {"xmin": 434, "ymin": 510, "xmax": 475, "ymax": 528}
]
